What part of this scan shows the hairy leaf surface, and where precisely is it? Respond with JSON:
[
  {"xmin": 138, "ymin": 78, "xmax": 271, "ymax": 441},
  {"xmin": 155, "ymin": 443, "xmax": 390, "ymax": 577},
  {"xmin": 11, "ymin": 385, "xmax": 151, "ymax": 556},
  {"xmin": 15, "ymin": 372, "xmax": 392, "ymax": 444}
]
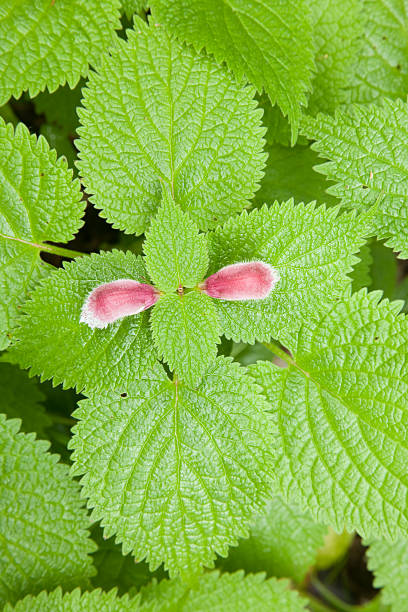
[
  {"xmin": 0, "ymin": 119, "xmax": 85, "ymax": 350},
  {"xmin": 151, "ymin": 292, "xmax": 220, "ymax": 386},
  {"xmin": 207, "ymin": 201, "xmax": 365, "ymax": 344},
  {"xmin": 302, "ymin": 99, "xmax": 408, "ymax": 256},
  {"xmin": 151, "ymin": 0, "xmax": 316, "ymax": 140},
  {"xmin": 251, "ymin": 290, "xmax": 408, "ymax": 539},
  {"xmin": 4, "ymin": 588, "xmax": 141, "ymax": 612},
  {"xmin": 70, "ymin": 358, "xmax": 273, "ymax": 576},
  {"xmin": 77, "ymin": 19, "xmax": 266, "ymax": 234},
  {"xmin": 0, "ymin": 416, "xmax": 95, "ymax": 606},
  {"xmin": 140, "ymin": 570, "xmax": 307, "ymax": 611},
  {"xmin": 0, "ymin": 0, "xmax": 121, "ymax": 104},
  {"xmin": 366, "ymin": 537, "xmax": 408, "ymax": 612},
  {"xmin": 144, "ymin": 192, "xmax": 208, "ymax": 292},
  {"xmin": 9, "ymin": 251, "xmax": 156, "ymax": 393}
]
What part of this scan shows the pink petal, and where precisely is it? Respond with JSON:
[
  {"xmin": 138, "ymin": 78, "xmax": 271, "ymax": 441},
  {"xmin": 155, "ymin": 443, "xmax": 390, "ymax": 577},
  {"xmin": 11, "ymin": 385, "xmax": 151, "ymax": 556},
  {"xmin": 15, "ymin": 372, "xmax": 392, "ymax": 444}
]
[
  {"xmin": 201, "ymin": 261, "xmax": 279, "ymax": 301},
  {"xmin": 80, "ymin": 279, "xmax": 159, "ymax": 329}
]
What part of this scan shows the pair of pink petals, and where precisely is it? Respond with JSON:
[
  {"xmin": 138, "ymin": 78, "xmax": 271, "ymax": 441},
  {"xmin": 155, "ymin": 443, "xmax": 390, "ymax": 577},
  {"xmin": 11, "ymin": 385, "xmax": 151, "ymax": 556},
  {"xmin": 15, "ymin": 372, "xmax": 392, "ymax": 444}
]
[{"xmin": 80, "ymin": 261, "xmax": 280, "ymax": 329}]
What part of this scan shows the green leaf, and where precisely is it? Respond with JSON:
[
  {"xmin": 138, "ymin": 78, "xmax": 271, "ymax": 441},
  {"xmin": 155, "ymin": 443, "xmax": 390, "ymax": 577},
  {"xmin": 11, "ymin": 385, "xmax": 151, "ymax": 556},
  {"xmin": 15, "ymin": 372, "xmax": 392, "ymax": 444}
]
[
  {"xmin": 144, "ymin": 191, "xmax": 208, "ymax": 292},
  {"xmin": 302, "ymin": 99, "xmax": 408, "ymax": 257},
  {"xmin": 207, "ymin": 201, "xmax": 365, "ymax": 344},
  {"xmin": 150, "ymin": 0, "xmax": 316, "ymax": 141},
  {"xmin": 70, "ymin": 357, "xmax": 274, "ymax": 577},
  {"xmin": 0, "ymin": 362, "xmax": 51, "ymax": 436},
  {"xmin": 77, "ymin": 19, "xmax": 266, "ymax": 234},
  {"xmin": 9, "ymin": 251, "xmax": 156, "ymax": 394},
  {"xmin": 140, "ymin": 570, "xmax": 307, "ymax": 611},
  {"xmin": 369, "ymin": 240, "xmax": 398, "ymax": 300},
  {"xmin": 151, "ymin": 292, "xmax": 220, "ymax": 386},
  {"xmin": 0, "ymin": 0, "xmax": 121, "ymax": 105},
  {"xmin": 221, "ymin": 497, "xmax": 326, "ymax": 583},
  {"xmin": 121, "ymin": 0, "xmax": 148, "ymax": 19},
  {"xmin": 307, "ymin": 0, "xmax": 363, "ymax": 114},
  {"xmin": 250, "ymin": 290, "xmax": 408, "ymax": 539},
  {"xmin": 351, "ymin": 243, "xmax": 373, "ymax": 292},
  {"xmin": 3, "ymin": 587, "xmax": 141, "ymax": 612},
  {"xmin": 33, "ymin": 81, "xmax": 83, "ymax": 137},
  {"xmin": 0, "ymin": 119, "xmax": 85, "ymax": 350},
  {"xmin": 253, "ymin": 142, "xmax": 337, "ymax": 208},
  {"xmin": 366, "ymin": 537, "xmax": 408, "ymax": 612},
  {"xmin": 0, "ymin": 415, "xmax": 95, "ymax": 607},
  {"xmin": 91, "ymin": 524, "xmax": 167, "ymax": 596},
  {"xmin": 348, "ymin": 0, "xmax": 408, "ymax": 104}
]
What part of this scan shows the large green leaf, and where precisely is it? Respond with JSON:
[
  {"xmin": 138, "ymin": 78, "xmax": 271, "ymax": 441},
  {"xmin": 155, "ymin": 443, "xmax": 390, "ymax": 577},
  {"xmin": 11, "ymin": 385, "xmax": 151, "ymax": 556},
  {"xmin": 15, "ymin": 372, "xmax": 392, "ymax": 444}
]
[
  {"xmin": 366, "ymin": 537, "xmax": 408, "ymax": 612},
  {"xmin": 70, "ymin": 358, "xmax": 273, "ymax": 577},
  {"xmin": 251, "ymin": 290, "xmax": 408, "ymax": 539},
  {"xmin": 0, "ymin": 0, "xmax": 121, "ymax": 104},
  {"xmin": 0, "ymin": 119, "xmax": 85, "ymax": 350},
  {"xmin": 9, "ymin": 251, "xmax": 156, "ymax": 394},
  {"xmin": 0, "ymin": 415, "xmax": 95, "ymax": 607},
  {"xmin": 4, "ymin": 588, "xmax": 141, "ymax": 612},
  {"xmin": 77, "ymin": 19, "xmax": 266, "ymax": 234},
  {"xmin": 150, "ymin": 0, "xmax": 316, "ymax": 140}
]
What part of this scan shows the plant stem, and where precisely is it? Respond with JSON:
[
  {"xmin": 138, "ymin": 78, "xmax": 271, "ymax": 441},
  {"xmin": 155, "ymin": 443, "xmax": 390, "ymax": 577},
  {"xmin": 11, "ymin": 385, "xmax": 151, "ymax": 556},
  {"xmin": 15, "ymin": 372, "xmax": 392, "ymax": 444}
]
[
  {"xmin": 49, "ymin": 414, "xmax": 75, "ymax": 426},
  {"xmin": 310, "ymin": 578, "xmax": 358, "ymax": 612},
  {"xmin": 0, "ymin": 232, "xmax": 85, "ymax": 259},
  {"xmin": 262, "ymin": 340, "xmax": 292, "ymax": 365}
]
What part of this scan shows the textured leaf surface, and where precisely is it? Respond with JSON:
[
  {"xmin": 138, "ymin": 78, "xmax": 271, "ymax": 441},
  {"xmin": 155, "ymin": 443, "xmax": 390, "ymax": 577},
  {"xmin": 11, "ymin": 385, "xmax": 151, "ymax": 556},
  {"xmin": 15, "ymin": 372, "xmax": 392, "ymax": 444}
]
[
  {"xmin": 351, "ymin": 244, "xmax": 373, "ymax": 292},
  {"xmin": 140, "ymin": 570, "xmax": 307, "ymax": 611},
  {"xmin": 207, "ymin": 201, "xmax": 365, "ymax": 344},
  {"xmin": 77, "ymin": 20, "xmax": 266, "ymax": 234},
  {"xmin": 144, "ymin": 192, "xmax": 208, "ymax": 292},
  {"xmin": 0, "ymin": 415, "xmax": 95, "ymax": 607},
  {"xmin": 307, "ymin": 0, "xmax": 362, "ymax": 114},
  {"xmin": 0, "ymin": 119, "xmax": 85, "ymax": 350},
  {"xmin": 251, "ymin": 290, "xmax": 408, "ymax": 539},
  {"xmin": 222, "ymin": 497, "xmax": 326, "ymax": 583},
  {"xmin": 253, "ymin": 143, "xmax": 337, "ymax": 208},
  {"xmin": 121, "ymin": 0, "xmax": 148, "ymax": 19},
  {"xmin": 151, "ymin": 292, "xmax": 220, "ymax": 386},
  {"xmin": 0, "ymin": 363, "xmax": 50, "ymax": 436},
  {"xmin": 4, "ymin": 588, "xmax": 141, "ymax": 612},
  {"xmin": 0, "ymin": 0, "xmax": 120, "ymax": 104},
  {"xmin": 70, "ymin": 358, "xmax": 273, "ymax": 576},
  {"xmin": 302, "ymin": 99, "xmax": 408, "ymax": 256},
  {"xmin": 366, "ymin": 537, "xmax": 408, "ymax": 612},
  {"xmin": 151, "ymin": 0, "xmax": 316, "ymax": 140},
  {"xmin": 349, "ymin": 0, "xmax": 408, "ymax": 103},
  {"xmin": 9, "ymin": 251, "xmax": 156, "ymax": 394}
]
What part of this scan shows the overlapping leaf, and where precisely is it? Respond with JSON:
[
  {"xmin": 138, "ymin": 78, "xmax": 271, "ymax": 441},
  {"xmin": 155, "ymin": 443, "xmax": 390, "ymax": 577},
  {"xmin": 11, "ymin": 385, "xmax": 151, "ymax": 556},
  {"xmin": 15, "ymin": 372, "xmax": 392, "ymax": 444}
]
[
  {"xmin": 0, "ymin": 119, "xmax": 85, "ymax": 350},
  {"xmin": 0, "ymin": 0, "xmax": 121, "ymax": 104},
  {"xmin": 9, "ymin": 251, "xmax": 156, "ymax": 393},
  {"xmin": 366, "ymin": 537, "xmax": 408, "ymax": 612},
  {"xmin": 0, "ymin": 362, "xmax": 50, "ymax": 436},
  {"xmin": 140, "ymin": 570, "xmax": 307, "ymax": 611},
  {"xmin": 207, "ymin": 201, "xmax": 365, "ymax": 345},
  {"xmin": 3, "ymin": 588, "xmax": 141, "ymax": 612},
  {"xmin": 121, "ymin": 0, "xmax": 148, "ymax": 19},
  {"xmin": 151, "ymin": 0, "xmax": 316, "ymax": 141},
  {"xmin": 251, "ymin": 290, "xmax": 408, "ymax": 539},
  {"xmin": 0, "ymin": 415, "xmax": 95, "ymax": 607},
  {"xmin": 77, "ymin": 19, "xmax": 266, "ymax": 234},
  {"xmin": 302, "ymin": 99, "xmax": 408, "ymax": 256},
  {"xmin": 70, "ymin": 358, "xmax": 274, "ymax": 576},
  {"xmin": 144, "ymin": 192, "xmax": 208, "ymax": 292},
  {"xmin": 222, "ymin": 497, "xmax": 326, "ymax": 583}
]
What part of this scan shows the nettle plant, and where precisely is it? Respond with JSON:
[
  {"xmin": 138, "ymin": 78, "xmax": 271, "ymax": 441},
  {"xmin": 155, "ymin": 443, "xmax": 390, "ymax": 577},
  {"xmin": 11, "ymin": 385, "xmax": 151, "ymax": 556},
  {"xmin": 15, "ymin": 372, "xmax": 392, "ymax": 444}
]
[{"xmin": 1, "ymin": 1, "xmax": 408, "ymax": 611}]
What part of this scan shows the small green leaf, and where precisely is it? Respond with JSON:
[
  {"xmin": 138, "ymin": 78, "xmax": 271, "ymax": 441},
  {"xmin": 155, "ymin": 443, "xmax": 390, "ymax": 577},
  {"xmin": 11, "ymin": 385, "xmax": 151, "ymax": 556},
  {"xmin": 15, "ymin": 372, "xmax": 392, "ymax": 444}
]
[
  {"xmin": 207, "ymin": 201, "xmax": 365, "ymax": 345},
  {"xmin": 3, "ymin": 587, "xmax": 141, "ymax": 612},
  {"xmin": 140, "ymin": 570, "xmax": 307, "ymax": 611},
  {"xmin": 0, "ymin": 0, "xmax": 121, "ymax": 105},
  {"xmin": 151, "ymin": 0, "xmax": 316, "ymax": 141},
  {"xmin": 0, "ymin": 415, "xmax": 95, "ymax": 607},
  {"xmin": 151, "ymin": 292, "xmax": 220, "ymax": 386},
  {"xmin": 9, "ymin": 251, "xmax": 156, "ymax": 394},
  {"xmin": 302, "ymin": 99, "xmax": 408, "ymax": 257},
  {"xmin": 221, "ymin": 496, "xmax": 326, "ymax": 583},
  {"xmin": 144, "ymin": 191, "xmax": 208, "ymax": 292},
  {"xmin": 366, "ymin": 537, "xmax": 408, "ymax": 612},
  {"xmin": 0, "ymin": 119, "xmax": 85, "ymax": 350},
  {"xmin": 70, "ymin": 357, "xmax": 274, "ymax": 577},
  {"xmin": 77, "ymin": 19, "xmax": 266, "ymax": 234},
  {"xmin": 0, "ymin": 362, "xmax": 51, "ymax": 436},
  {"xmin": 251, "ymin": 290, "xmax": 408, "ymax": 539}
]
